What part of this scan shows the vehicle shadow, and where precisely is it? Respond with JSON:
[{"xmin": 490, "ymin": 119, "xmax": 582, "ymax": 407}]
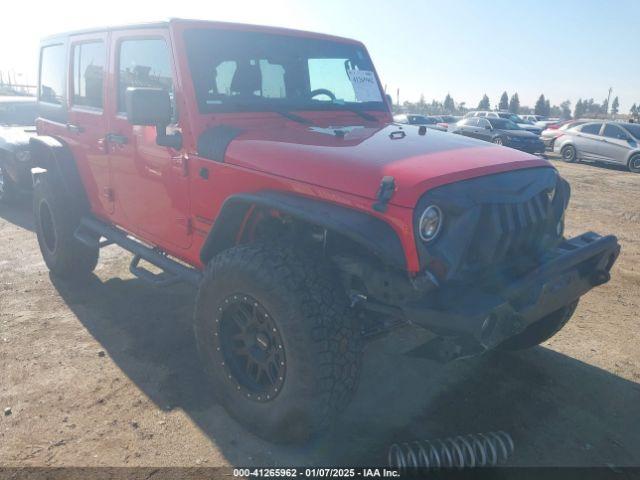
[
  {"xmin": 50, "ymin": 273, "xmax": 640, "ymax": 468},
  {"xmin": 0, "ymin": 195, "xmax": 34, "ymax": 232}
]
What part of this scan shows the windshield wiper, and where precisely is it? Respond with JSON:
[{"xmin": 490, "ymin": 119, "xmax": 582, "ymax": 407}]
[{"xmin": 275, "ymin": 110, "xmax": 314, "ymax": 125}]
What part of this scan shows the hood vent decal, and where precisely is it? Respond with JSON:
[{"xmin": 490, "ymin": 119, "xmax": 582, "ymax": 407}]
[{"xmin": 372, "ymin": 176, "xmax": 396, "ymax": 212}]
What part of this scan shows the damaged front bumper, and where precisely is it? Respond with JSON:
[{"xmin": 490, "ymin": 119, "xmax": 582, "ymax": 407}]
[{"xmin": 381, "ymin": 232, "xmax": 619, "ymax": 359}]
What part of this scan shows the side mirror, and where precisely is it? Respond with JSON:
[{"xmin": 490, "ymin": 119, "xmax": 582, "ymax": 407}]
[{"xmin": 125, "ymin": 87, "xmax": 182, "ymax": 149}]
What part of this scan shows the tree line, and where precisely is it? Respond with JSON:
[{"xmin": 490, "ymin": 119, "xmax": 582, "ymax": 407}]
[{"xmin": 396, "ymin": 91, "xmax": 638, "ymax": 120}]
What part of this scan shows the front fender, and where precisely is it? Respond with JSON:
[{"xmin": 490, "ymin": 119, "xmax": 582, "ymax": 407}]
[{"xmin": 200, "ymin": 191, "xmax": 407, "ymax": 270}]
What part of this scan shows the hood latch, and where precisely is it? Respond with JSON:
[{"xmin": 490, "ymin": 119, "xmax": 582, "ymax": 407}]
[{"xmin": 372, "ymin": 176, "xmax": 396, "ymax": 213}]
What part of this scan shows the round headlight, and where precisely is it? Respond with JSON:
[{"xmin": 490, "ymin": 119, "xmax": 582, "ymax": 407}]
[{"xmin": 418, "ymin": 205, "xmax": 443, "ymax": 242}]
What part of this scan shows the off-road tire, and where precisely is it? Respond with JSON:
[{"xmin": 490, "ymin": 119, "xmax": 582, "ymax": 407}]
[
  {"xmin": 628, "ymin": 154, "xmax": 640, "ymax": 174},
  {"xmin": 194, "ymin": 243, "xmax": 362, "ymax": 443},
  {"xmin": 561, "ymin": 144, "xmax": 577, "ymax": 163},
  {"xmin": 0, "ymin": 165, "xmax": 18, "ymax": 204},
  {"xmin": 33, "ymin": 172, "xmax": 98, "ymax": 279},
  {"xmin": 497, "ymin": 301, "xmax": 578, "ymax": 351}
]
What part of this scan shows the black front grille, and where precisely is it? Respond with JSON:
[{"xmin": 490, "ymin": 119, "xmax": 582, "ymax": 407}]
[
  {"xmin": 468, "ymin": 191, "xmax": 551, "ymax": 268},
  {"xmin": 414, "ymin": 167, "xmax": 569, "ymax": 283}
]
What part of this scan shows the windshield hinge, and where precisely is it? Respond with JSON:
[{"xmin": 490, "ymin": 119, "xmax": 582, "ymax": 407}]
[{"xmin": 372, "ymin": 176, "xmax": 396, "ymax": 213}]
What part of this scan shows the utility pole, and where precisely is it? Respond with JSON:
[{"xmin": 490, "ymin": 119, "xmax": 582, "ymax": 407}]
[{"xmin": 606, "ymin": 87, "xmax": 612, "ymax": 117}]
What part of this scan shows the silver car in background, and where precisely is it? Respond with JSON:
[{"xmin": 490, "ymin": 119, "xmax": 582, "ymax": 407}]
[
  {"xmin": 554, "ymin": 121, "xmax": 640, "ymax": 173},
  {"xmin": 393, "ymin": 114, "xmax": 448, "ymax": 131}
]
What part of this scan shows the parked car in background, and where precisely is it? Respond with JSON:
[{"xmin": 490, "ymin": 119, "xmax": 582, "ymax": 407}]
[
  {"xmin": 393, "ymin": 113, "xmax": 447, "ymax": 131},
  {"xmin": 0, "ymin": 96, "xmax": 37, "ymax": 203},
  {"xmin": 541, "ymin": 120, "xmax": 588, "ymax": 150},
  {"xmin": 466, "ymin": 111, "xmax": 543, "ymax": 135},
  {"xmin": 430, "ymin": 115, "xmax": 460, "ymax": 131},
  {"xmin": 521, "ymin": 115, "xmax": 561, "ymax": 130},
  {"xmin": 452, "ymin": 116, "xmax": 545, "ymax": 154},
  {"xmin": 554, "ymin": 121, "xmax": 640, "ymax": 172}
]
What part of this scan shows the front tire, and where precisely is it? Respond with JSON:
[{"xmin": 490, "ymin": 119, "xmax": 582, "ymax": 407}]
[
  {"xmin": 497, "ymin": 301, "xmax": 578, "ymax": 351},
  {"xmin": 194, "ymin": 243, "xmax": 362, "ymax": 443},
  {"xmin": 33, "ymin": 173, "xmax": 98, "ymax": 279},
  {"xmin": 561, "ymin": 144, "xmax": 577, "ymax": 163},
  {"xmin": 628, "ymin": 154, "xmax": 640, "ymax": 174}
]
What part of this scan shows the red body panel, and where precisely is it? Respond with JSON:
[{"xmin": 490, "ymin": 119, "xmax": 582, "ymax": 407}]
[{"xmin": 36, "ymin": 19, "xmax": 554, "ymax": 275}]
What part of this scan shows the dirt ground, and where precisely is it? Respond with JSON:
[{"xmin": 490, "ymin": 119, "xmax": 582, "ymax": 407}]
[{"xmin": 1, "ymin": 156, "xmax": 639, "ymax": 469}]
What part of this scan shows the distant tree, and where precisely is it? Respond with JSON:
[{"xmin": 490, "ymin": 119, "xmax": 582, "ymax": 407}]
[
  {"xmin": 417, "ymin": 94, "xmax": 427, "ymax": 113},
  {"xmin": 508, "ymin": 93, "xmax": 520, "ymax": 113},
  {"xmin": 544, "ymin": 99, "xmax": 551, "ymax": 116},
  {"xmin": 478, "ymin": 94, "xmax": 490, "ymax": 110},
  {"xmin": 560, "ymin": 100, "xmax": 572, "ymax": 119},
  {"xmin": 498, "ymin": 91, "xmax": 509, "ymax": 111},
  {"xmin": 574, "ymin": 99, "xmax": 585, "ymax": 118},
  {"xmin": 443, "ymin": 93, "xmax": 455, "ymax": 113},
  {"xmin": 534, "ymin": 94, "xmax": 548, "ymax": 116},
  {"xmin": 611, "ymin": 96, "xmax": 619, "ymax": 116},
  {"xmin": 457, "ymin": 101, "xmax": 467, "ymax": 114},
  {"xmin": 601, "ymin": 98, "xmax": 609, "ymax": 115},
  {"xmin": 631, "ymin": 103, "xmax": 638, "ymax": 117}
]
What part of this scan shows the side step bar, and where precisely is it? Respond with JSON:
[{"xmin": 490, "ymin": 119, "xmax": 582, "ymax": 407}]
[{"xmin": 74, "ymin": 216, "xmax": 202, "ymax": 287}]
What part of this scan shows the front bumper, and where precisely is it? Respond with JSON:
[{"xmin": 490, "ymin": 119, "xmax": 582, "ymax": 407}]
[
  {"xmin": 399, "ymin": 232, "xmax": 619, "ymax": 354},
  {"xmin": 509, "ymin": 140, "xmax": 546, "ymax": 154}
]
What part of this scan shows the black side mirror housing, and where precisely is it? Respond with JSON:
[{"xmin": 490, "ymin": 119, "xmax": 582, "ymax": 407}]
[{"xmin": 125, "ymin": 87, "xmax": 182, "ymax": 149}]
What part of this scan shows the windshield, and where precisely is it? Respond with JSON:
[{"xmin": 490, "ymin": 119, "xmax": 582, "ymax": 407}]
[
  {"xmin": 184, "ymin": 29, "xmax": 386, "ymax": 114},
  {"xmin": 623, "ymin": 124, "xmax": 640, "ymax": 139},
  {"xmin": 0, "ymin": 100, "xmax": 37, "ymax": 126},
  {"xmin": 488, "ymin": 118, "xmax": 520, "ymax": 130}
]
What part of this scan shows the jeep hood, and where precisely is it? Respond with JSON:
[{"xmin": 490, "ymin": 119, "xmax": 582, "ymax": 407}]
[{"xmin": 215, "ymin": 123, "xmax": 551, "ymax": 208}]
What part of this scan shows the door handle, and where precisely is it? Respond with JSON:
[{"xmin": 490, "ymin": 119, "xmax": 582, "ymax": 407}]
[
  {"xmin": 106, "ymin": 133, "xmax": 128, "ymax": 145},
  {"xmin": 66, "ymin": 123, "xmax": 84, "ymax": 133}
]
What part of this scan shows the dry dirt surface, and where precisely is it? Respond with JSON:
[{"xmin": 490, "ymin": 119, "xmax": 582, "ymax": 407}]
[{"xmin": 1, "ymin": 157, "xmax": 639, "ymax": 470}]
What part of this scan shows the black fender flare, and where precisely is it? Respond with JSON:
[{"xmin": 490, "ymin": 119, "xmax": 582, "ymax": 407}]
[
  {"xmin": 200, "ymin": 191, "xmax": 407, "ymax": 270},
  {"xmin": 29, "ymin": 135, "xmax": 90, "ymax": 211}
]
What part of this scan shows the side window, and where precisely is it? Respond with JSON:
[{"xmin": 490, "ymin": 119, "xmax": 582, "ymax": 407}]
[
  {"xmin": 118, "ymin": 38, "xmax": 173, "ymax": 114},
  {"xmin": 479, "ymin": 119, "xmax": 490, "ymax": 128},
  {"xmin": 477, "ymin": 112, "xmax": 486, "ymax": 117},
  {"xmin": 72, "ymin": 42, "xmax": 105, "ymax": 109},
  {"xmin": 603, "ymin": 124, "xmax": 628, "ymax": 140},
  {"xmin": 468, "ymin": 118, "xmax": 479, "ymax": 127},
  {"xmin": 580, "ymin": 123, "xmax": 603, "ymax": 135},
  {"xmin": 40, "ymin": 44, "xmax": 66, "ymax": 104}
]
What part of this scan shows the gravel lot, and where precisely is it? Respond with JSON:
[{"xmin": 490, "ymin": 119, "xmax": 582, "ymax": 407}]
[{"xmin": 1, "ymin": 156, "xmax": 639, "ymax": 468}]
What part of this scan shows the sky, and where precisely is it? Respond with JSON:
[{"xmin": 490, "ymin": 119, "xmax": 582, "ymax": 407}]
[{"xmin": 1, "ymin": 0, "xmax": 638, "ymax": 111}]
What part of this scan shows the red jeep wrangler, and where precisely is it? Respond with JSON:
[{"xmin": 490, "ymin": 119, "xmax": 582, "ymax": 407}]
[{"xmin": 30, "ymin": 19, "xmax": 619, "ymax": 442}]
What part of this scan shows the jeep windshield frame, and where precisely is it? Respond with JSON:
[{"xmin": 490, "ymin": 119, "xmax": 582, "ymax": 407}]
[{"xmin": 183, "ymin": 28, "xmax": 387, "ymax": 114}]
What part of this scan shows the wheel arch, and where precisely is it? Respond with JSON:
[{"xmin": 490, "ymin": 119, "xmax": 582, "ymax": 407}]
[
  {"xmin": 29, "ymin": 136, "xmax": 90, "ymax": 211},
  {"xmin": 200, "ymin": 191, "xmax": 407, "ymax": 270}
]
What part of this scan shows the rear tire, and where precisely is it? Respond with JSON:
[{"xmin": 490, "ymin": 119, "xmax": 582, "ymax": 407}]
[
  {"xmin": 0, "ymin": 165, "xmax": 18, "ymax": 204},
  {"xmin": 194, "ymin": 243, "xmax": 362, "ymax": 443},
  {"xmin": 33, "ymin": 172, "xmax": 98, "ymax": 279},
  {"xmin": 561, "ymin": 144, "xmax": 577, "ymax": 163},
  {"xmin": 497, "ymin": 301, "xmax": 578, "ymax": 351},
  {"xmin": 628, "ymin": 154, "xmax": 640, "ymax": 174}
]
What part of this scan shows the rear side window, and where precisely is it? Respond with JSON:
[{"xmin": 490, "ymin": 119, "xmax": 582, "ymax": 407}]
[
  {"xmin": 40, "ymin": 44, "xmax": 66, "ymax": 104},
  {"xmin": 603, "ymin": 124, "xmax": 628, "ymax": 140},
  {"xmin": 117, "ymin": 38, "xmax": 173, "ymax": 113},
  {"xmin": 72, "ymin": 42, "xmax": 105, "ymax": 109},
  {"xmin": 580, "ymin": 123, "xmax": 602, "ymax": 135}
]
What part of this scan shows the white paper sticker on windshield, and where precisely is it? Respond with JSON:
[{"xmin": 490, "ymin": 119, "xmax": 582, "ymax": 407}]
[{"xmin": 347, "ymin": 69, "xmax": 382, "ymax": 103}]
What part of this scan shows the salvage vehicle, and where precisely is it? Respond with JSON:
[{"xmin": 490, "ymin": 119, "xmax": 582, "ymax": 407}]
[
  {"xmin": 29, "ymin": 19, "xmax": 620, "ymax": 443},
  {"xmin": 0, "ymin": 96, "xmax": 37, "ymax": 203},
  {"xmin": 452, "ymin": 116, "xmax": 546, "ymax": 154}
]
